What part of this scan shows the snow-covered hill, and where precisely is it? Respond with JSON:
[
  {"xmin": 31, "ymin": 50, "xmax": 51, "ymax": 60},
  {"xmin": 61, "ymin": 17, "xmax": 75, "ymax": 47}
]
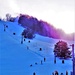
[{"xmin": 0, "ymin": 21, "xmax": 74, "ymax": 75}]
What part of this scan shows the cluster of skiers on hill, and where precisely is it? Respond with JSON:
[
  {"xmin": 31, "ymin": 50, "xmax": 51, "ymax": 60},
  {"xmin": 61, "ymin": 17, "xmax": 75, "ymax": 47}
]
[
  {"xmin": 3, "ymin": 24, "xmax": 71, "ymax": 75},
  {"xmin": 33, "ymin": 70, "xmax": 68, "ymax": 75},
  {"xmin": 52, "ymin": 71, "xmax": 68, "ymax": 75},
  {"xmin": 30, "ymin": 57, "xmax": 46, "ymax": 67}
]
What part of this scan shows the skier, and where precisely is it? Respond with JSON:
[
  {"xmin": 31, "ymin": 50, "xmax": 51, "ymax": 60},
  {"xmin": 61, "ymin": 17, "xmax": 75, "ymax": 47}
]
[
  {"xmin": 35, "ymin": 62, "xmax": 37, "ymax": 65},
  {"xmin": 33, "ymin": 72, "xmax": 36, "ymax": 75},
  {"xmin": 52, "ymin": 72, "xmax": 54, "ymax": 75},
  {"xmin": 66, "ymin": 71, "xmax": 68, "ymax": 75},
  {"xmin": 62, "ymin": 60, "xmax": 64, "ymax": 64},
  {"xmin": 21, "ymin": 40, "xmax": 23, "ymax": 44},
  {"xmin": 44, "ymin": 58, "xmax": 46, "ymax": 62},
  {"xmin": 40, "ymin": 48, "xmax": 42, "ymax": 51},
  {"xmin": 27, "ymin": 46, "xmax": 29, "ymax": 49},
  {"xmin": 28, "ymin": 40, "xmax": 30, "ymax": 43},
  {"xmin": 21, "ymin": 35, "xmax": 23, "ymax": 44},
  {"xmin": 54, "ymin": 56, "xmax": 56, "ymax": 64},
  {"xmin": 41, "ymin": 60, "xmax": 43, "ymax": 65},
  {"xmin": 55, "ymin": 71, "xmax": 59, "ymax": 75},
  {"xmin": 60, "ymin": 73, "xmax": 63, "ymax": 75},
  {"xmin": 13, "ymin": 32, "xmax": 16, "ymax": 35},
  {"xmin": 30, "ymin": 64, "xmax": 32, "ymax": 67},
  {"xmin": 6, "ymin": 25, "xmax": 8, "ymax": 28},
  {"xmin": 24, "ymin": 38, "xmax": 25, "ymax": 41},
  {"xmin": 4, "ymin": 24, "xmax": 6, "ymax": 31}
]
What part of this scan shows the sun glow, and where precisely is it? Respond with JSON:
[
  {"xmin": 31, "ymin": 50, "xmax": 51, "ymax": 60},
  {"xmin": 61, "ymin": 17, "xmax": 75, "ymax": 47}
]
[
  {"xmin": 8, "ymin": 0, "xmax": 20, "ymax": 13},
  {"xmin": 49, "ymin": 11, "xmax": 74, "ymax": 34},
  {"xmin": 32, "ymin": 11, "xmax": 74, "ymax": 34}
]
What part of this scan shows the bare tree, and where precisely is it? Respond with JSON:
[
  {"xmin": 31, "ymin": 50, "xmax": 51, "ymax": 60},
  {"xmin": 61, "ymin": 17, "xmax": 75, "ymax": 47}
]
[{"xmin": 6, "ymin": 13, "xmax": 11, "ymax": 21}]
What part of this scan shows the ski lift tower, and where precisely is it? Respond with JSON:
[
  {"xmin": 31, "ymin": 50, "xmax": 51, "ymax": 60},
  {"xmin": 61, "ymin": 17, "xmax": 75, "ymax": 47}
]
[{"xmin": 70, "ymin": 44, "xmax": 74, "ymax": 75}]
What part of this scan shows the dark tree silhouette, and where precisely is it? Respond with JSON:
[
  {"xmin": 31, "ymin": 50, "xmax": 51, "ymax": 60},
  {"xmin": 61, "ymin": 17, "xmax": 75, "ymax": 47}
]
[
  {"xmin": 6, "ymin": 13, "xmax": 11, "ymax": 21},
  {"xmin": 54, "ymin": 41, "xmax": 72, "ymax": 59},
  {"xmin": 22, "ymin": 28, "xmax": 35, "ymax": 39}
]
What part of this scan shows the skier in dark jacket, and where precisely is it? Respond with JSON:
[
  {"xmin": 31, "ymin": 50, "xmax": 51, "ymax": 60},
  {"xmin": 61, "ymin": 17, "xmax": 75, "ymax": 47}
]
[
  {"xmin": 44, "ymin": 57, "xmax": 46, "ymax": 62},
  {"xmin": 66, "ymin": 71, "xmax": 68, "ymax": 75},
  {"xmin": 55, "ymin": 71, "xmax": 59, "ymax": 75},
  {"xmin": 33, "ymin": 72, "xmax": 36, "ymax": 75}
]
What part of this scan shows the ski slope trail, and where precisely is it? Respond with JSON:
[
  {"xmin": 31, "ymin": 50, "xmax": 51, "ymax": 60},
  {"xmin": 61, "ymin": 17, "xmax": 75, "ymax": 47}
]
[{"xmin": 0, "ymin": 21, "xmax": 73, "ymax": 75}]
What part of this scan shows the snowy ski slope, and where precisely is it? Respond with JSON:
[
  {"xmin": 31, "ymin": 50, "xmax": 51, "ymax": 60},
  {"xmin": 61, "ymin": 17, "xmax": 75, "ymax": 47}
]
[{"xmin": 0, "ymin": 21, "xmax": 74, "ymax": 75}]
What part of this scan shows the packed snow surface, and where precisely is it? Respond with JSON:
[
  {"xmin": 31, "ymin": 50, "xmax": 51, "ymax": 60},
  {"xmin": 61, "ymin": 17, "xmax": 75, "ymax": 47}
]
[{"xmin": 0, "ymin": 21, "xmax": 74, "ymax": 75}]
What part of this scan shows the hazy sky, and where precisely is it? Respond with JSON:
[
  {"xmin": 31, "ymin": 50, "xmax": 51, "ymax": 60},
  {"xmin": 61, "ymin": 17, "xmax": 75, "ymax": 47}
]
[{"xmin": 0, "ymin": 0, "xmax": 74, "ymax": 33}]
